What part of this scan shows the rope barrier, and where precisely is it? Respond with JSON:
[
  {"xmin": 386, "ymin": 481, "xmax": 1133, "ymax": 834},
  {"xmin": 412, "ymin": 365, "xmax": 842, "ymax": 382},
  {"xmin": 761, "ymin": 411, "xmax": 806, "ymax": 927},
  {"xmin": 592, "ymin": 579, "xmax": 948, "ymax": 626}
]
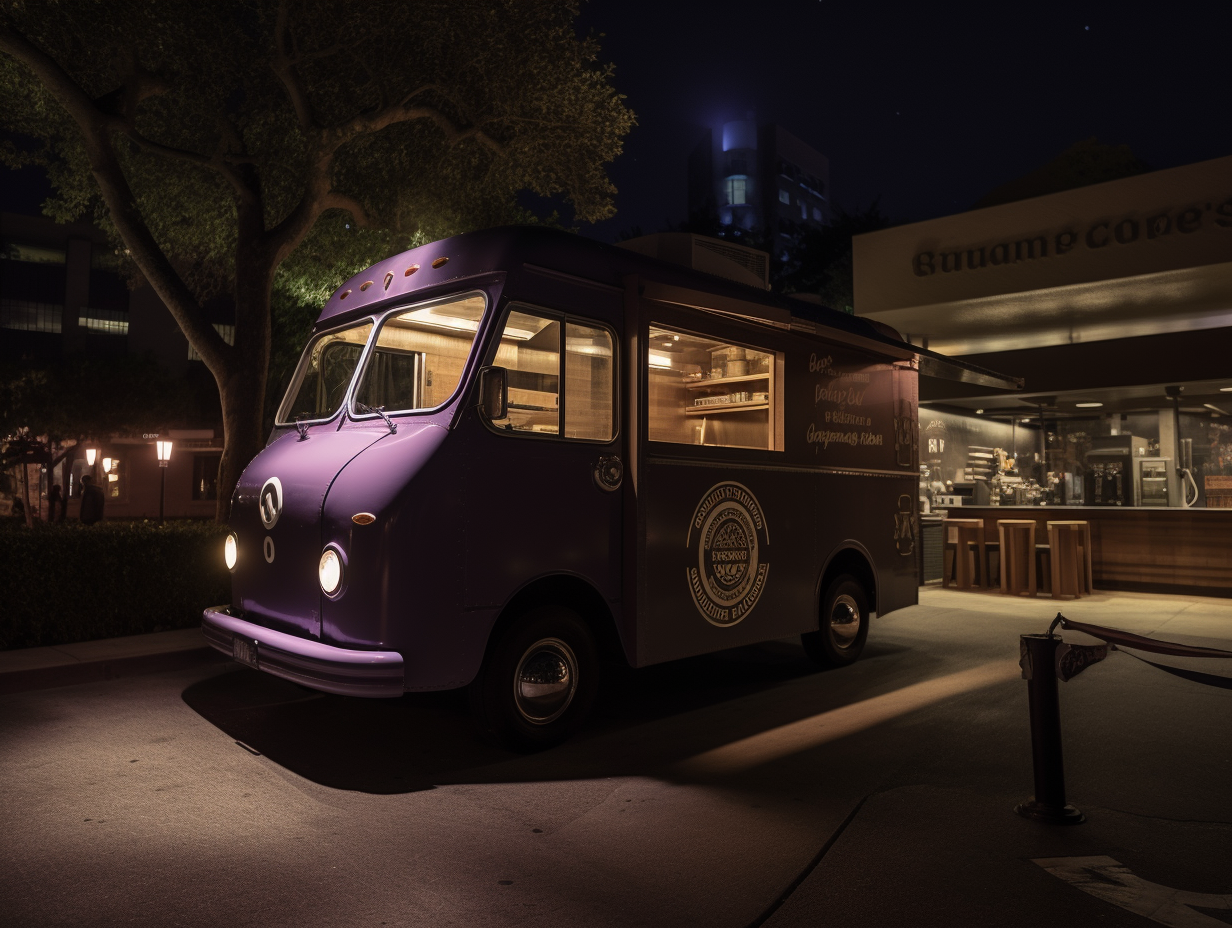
[
  {"xmin": 1050, "ymin": 613, "xmax": 1232, "ymax": 689},
  {"xmin": 1016, "ymin": 613, "xmax": 1232, "ymax": 825}
]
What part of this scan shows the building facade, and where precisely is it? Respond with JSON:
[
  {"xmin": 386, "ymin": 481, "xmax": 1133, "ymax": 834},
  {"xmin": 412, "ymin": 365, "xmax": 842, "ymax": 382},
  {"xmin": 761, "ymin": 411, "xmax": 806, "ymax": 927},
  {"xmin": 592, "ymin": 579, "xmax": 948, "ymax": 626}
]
[
  {"xmin": 688, "ymin": 119, "xmax": 831, "ymax": 258},
  {"xmin": 2, "ymin": 211, "xmax": 229, "ymax": 520},
  {"xmin": 852, "ymin": 156, "xmax": 1232, "ymax": 594}
]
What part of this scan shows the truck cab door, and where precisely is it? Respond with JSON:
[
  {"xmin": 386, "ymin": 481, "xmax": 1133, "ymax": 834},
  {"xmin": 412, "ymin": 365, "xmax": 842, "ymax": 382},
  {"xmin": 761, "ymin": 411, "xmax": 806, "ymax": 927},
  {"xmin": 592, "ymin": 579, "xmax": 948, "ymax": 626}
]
[{"xmin": 462, "ymin": 307, "xmax": 622, "ymax": 614}]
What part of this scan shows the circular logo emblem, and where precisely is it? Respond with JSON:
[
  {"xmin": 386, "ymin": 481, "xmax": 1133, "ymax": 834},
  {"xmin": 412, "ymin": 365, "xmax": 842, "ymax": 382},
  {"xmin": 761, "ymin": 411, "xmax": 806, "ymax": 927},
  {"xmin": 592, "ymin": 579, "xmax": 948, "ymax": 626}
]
[
  {"xmin": 686, "ymin": 482, "xmax": 770, "ymax": 627},
  {"xmin": 258, "ymin": 477, "xmax": 283, "ymax": 529}
]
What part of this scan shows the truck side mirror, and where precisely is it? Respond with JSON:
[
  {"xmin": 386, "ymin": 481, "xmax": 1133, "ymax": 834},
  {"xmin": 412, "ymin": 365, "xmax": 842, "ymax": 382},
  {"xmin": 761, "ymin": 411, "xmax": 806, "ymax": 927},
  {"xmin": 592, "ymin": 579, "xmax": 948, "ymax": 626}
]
[{"xmin": 478, "ymin": 366, "xmax": 507, "ymax": 421}]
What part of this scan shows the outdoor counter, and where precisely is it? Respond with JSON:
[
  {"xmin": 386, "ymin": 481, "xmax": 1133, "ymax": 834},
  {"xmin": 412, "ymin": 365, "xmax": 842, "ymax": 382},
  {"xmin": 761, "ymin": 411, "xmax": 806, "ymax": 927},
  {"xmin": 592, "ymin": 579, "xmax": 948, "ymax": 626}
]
[{"xmin": 933, "ymin": 506, "xmax": 1232, "ymax": 597}]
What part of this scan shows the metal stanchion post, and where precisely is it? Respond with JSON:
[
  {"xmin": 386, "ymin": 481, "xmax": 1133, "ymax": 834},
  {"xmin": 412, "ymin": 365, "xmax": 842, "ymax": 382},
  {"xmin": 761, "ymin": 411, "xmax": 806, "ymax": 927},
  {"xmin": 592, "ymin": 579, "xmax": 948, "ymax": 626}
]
[{"xmin": 1015, "ymin": 633, "xmax": 1084, "ymax": 824}]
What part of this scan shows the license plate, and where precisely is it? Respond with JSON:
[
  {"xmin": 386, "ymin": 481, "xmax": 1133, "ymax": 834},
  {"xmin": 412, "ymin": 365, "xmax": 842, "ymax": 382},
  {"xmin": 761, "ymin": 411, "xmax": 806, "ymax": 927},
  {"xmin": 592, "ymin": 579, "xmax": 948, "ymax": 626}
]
[{"xmin": 232, "ymin": 636, "xmax": 258, "ymax": 669}]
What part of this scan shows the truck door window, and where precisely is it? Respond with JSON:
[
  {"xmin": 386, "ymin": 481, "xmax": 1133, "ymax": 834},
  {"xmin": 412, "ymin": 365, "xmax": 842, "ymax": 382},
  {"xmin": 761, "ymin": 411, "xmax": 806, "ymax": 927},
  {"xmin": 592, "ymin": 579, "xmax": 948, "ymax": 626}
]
[
  {"xmin": 565, "ymin": 322, "xmax": 615, "ymax": 441},
  {"xmin": 490, "ymin": 310, "xmax": 561, "ymax": 434},
  {"xmin": 647, "ymin": 324, "xmax": 778, "ymax": 450}
]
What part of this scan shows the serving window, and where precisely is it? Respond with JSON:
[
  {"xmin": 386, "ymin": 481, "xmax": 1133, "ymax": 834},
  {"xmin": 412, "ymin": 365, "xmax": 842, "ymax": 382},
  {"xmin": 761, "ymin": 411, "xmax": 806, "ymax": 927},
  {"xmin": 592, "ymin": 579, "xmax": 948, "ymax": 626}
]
[
  {"xmin": 488, "ymin": 306, "xmax": 616, "ymax": 441},
  {"xmin": 647, "ymin": 324, "xmax": 780, "ymax": 451}
]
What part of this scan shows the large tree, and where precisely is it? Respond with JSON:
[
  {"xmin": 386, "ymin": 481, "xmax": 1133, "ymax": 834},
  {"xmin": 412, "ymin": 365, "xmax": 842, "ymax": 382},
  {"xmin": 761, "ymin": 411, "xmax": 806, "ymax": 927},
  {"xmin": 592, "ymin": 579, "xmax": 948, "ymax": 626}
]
[{"xmin": 0, "ymin": 0, "xmax": 633, "ymax": 519}]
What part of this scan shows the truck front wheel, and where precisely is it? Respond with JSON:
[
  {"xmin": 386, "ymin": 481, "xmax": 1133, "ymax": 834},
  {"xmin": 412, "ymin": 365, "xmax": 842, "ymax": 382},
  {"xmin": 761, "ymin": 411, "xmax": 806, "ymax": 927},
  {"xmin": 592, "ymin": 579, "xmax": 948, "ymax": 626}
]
[
  {"xmin": 802, "ymin": 574, "xmax": 869, "ymax": 667},
  {"xmin": 470, "ymin": 605, "xmax": 599, "ymax": 752}
]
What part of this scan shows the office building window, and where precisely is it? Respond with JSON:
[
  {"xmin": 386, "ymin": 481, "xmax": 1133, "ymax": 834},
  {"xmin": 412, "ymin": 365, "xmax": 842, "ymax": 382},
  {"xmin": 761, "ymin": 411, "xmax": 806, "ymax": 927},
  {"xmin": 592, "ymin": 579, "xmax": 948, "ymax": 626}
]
[
  {"xmin": 1, "ymin": 299, "xmax": 63, "ymax": 333},
  {"xmin": 778, "ymin": 189, "xmax": 790, "ymax": 205},
  {"xmin": 193, "ymin": 454, "xmax": 221, "ymax": 501},
  {"xmin": 188, "ymin": 324, "xmax": 235, "ymax": 360},
  {"xmin": 725, "ymin": 176, "xmax": 748, "ymax": 206},
  {"xmin": 79, "ymin": 308, "xmax": 129, "ymax": 335},
  {"xmin": 1, "ymin": 242, "xmax": 66, "ymax": 264},
  {"xmin": 812, "ymin": 207, "xmax": 824, "ymax": 222}
]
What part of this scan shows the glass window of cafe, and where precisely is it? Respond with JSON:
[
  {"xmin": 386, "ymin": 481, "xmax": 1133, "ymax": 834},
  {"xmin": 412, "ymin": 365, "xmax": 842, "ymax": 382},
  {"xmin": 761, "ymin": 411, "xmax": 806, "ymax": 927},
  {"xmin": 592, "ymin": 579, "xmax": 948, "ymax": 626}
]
[{"xmin": 918, "ymin": 408, "xmax": 1231, "ymax": 509}]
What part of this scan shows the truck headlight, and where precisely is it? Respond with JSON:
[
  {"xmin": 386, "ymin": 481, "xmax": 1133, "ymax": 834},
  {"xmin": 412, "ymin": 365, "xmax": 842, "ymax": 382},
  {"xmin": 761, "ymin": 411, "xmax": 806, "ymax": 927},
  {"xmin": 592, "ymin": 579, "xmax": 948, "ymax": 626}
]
[
  {"xmin": 224, "ymin": 533, "xmax": 238, "ymax": 571},
  {"xmin": 319, "ymin": 547, "xmax": 343, "ymax": 595}
]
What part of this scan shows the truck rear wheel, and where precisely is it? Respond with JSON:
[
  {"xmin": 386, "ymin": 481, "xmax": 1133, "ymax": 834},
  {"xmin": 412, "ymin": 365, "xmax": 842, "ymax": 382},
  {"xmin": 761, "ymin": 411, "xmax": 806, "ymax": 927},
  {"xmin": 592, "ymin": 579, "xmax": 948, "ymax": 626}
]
[
  {"xmin": 802, "ymin": 574, "xmax": 869, "ymax": 667},
  {"xmin": 469, "ymin": 605, "xmax": 599, "ymax": 752}
]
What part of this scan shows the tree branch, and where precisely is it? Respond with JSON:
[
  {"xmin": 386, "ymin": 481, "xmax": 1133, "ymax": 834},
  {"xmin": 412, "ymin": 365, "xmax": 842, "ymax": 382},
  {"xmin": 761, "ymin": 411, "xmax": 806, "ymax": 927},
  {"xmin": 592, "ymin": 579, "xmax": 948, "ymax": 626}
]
[
  {"xmin": 322, "ymin": 192, "xmax": 371, "ymax": 227},
  {"xmin": 327, "ymin": 103, "xmax": 506, "ymax": 156},
  {"xmin": 271, "ymin": 0, "xmax": 316, "ymax": 130}
]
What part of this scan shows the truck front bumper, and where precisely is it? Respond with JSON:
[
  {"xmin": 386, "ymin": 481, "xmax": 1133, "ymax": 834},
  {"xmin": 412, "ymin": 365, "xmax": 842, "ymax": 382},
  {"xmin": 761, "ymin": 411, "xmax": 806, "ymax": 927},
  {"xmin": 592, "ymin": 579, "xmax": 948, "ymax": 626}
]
[{"xmin": 202, "ymin": 606, "xmax": 405, "ymax": 698}]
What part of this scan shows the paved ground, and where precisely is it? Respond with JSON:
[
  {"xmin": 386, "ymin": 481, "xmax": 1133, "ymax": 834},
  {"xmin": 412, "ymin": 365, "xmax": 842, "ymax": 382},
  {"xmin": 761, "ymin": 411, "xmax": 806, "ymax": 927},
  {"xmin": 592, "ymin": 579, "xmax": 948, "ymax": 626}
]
[{"xmin": 0, "ymin": 587, "xmax": 1229, "ymax": 927}]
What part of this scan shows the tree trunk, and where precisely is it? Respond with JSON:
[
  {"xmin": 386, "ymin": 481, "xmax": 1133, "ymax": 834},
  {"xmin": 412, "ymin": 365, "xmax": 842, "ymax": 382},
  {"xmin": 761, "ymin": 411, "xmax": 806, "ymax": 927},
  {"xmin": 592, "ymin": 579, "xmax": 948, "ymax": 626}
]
[
  {"xmin": 216, "ymin": 372, "xmax": 267, "ymax": 523},
  {"xmin": 22, "ymin": 462, "xmax": 33, "ymax": 528},
  {"xmin": 213, "ymin": 255, "xmax": 274, "ymax": 523}
]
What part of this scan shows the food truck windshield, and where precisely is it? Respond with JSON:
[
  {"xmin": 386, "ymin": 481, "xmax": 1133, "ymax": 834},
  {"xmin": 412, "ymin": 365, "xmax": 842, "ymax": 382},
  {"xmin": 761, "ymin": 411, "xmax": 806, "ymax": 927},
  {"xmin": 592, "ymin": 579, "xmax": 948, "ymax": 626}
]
[{"xmin": 276, "ymin": 293, "xmax": 487, "ymax": 424}]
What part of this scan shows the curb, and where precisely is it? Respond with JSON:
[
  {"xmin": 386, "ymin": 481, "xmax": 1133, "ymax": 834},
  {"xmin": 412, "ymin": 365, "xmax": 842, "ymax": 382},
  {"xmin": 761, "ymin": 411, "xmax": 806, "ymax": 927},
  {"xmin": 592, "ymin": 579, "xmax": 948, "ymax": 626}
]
[{"xmin": 0, "ymin": 645, "xmax": 227, "ymax": 696}]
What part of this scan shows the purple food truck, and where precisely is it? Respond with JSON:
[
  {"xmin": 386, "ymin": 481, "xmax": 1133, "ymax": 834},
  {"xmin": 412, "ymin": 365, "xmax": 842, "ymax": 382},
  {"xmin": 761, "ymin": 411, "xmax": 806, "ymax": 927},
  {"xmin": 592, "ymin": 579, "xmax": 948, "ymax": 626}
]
[{"xmin": 202, "ymin": 227, "xmax": 1018, "ymax": 749}]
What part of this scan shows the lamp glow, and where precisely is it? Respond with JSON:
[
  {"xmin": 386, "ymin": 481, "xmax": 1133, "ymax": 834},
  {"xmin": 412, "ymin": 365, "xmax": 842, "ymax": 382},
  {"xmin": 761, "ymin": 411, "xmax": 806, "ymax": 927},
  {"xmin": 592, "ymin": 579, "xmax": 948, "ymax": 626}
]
[
  {"xmin": 102, "ymin": 457, "xmax": 113, "ymax": 473},
  {"xmin": 156, "ymin": 440, "xmax": 173, "ymax": 464},
  {"xmin": 224, "ymin": 533, "xmax": 238, "ymax": 570},
  {"xmin": 319, "ymin": 548, "xmax": 343, "ymax": 594},
  {"xmin": 1075, "ymin": 402, "xmax": 1103, "ymax": 408},
  {"xmin": 86, "ymin": 448, "xmax": 97, "ymax": 466}
]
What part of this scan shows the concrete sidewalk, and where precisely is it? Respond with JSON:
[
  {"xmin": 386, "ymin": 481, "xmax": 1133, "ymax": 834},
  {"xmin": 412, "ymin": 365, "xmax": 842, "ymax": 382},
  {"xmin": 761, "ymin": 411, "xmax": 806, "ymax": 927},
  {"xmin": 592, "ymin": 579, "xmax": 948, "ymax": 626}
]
[
  {"xmin": 0, "ymin": 586, "xmax": 1228, "ymax": 928},
  {"xmin": 0, "ymin": 626, "xmax": 223, "ymax": 695}
]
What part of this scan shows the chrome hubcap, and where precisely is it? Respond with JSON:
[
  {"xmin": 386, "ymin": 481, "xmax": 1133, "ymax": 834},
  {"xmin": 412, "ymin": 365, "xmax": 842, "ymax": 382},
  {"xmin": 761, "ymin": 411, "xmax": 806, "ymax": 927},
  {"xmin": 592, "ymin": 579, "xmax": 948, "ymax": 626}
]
[
  {"xmin": 513, "ymin": 637, "xmax": 578, "ymax": 725},
  {"xmin": 828, "ymin": 594, "xmax": 862, "ymax": 649}
]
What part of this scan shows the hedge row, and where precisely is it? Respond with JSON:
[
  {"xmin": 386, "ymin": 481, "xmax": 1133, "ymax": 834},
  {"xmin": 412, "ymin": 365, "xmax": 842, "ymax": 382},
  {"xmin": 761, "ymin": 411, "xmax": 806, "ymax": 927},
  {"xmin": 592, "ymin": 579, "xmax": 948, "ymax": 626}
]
[{"xmin": 0, "ymin": 520, "xmax": 230, "ymax": 650}]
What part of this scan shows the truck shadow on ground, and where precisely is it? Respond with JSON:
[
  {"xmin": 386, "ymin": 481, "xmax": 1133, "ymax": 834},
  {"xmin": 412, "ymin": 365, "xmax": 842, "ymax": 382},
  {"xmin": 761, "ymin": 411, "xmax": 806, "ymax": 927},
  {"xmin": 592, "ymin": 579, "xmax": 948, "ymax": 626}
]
[{"xmin": 181, "ymin": 637, "xmax": 925, "ymax": 794}]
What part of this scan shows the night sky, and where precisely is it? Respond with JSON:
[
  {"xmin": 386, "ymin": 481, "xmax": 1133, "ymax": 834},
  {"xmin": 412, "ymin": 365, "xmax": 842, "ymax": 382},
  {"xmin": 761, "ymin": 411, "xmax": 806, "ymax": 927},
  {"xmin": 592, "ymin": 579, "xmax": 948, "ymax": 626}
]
[
  {"xmin": 4, "ymin": 2, "xmax": 1230, "ymax": 237},
  {"xmin": 578, "ymin": 0, "xmax": 1232, "ymax": 240}
]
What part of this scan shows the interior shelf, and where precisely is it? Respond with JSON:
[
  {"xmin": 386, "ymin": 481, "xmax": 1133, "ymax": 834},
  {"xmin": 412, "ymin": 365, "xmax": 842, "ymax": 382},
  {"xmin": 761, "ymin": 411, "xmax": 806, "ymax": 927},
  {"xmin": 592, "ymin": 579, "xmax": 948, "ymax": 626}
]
[
  {"xmin": 684, "ymin": 402, "xmax": 770, "ymax": 416},
  {"xmin": 682, "ymin": 373, "xmax": 770, "ymax": 389}
]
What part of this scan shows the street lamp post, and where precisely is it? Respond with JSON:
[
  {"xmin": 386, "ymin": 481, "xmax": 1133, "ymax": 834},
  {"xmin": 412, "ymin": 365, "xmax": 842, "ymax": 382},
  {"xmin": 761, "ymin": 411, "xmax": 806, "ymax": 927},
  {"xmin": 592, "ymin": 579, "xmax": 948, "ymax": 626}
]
[{"xmin": 156, "ymin": 440, "xmax": 173, "ymax": 523}]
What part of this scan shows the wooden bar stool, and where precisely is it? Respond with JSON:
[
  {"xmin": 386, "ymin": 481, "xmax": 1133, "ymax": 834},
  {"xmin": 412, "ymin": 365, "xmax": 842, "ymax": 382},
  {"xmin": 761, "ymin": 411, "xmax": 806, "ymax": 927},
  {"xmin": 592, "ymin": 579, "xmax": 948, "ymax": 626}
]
[
  {"xmin": 942, "ymin": 518, "xmax": 986, "ymax": 589},
  {"xmin": 997, "ymin": 520, "xmax": 1038, "ymax": 597},
  {"xmin": 1047, "ymin": 521, "xmax": 1093, "ymax": 598}
]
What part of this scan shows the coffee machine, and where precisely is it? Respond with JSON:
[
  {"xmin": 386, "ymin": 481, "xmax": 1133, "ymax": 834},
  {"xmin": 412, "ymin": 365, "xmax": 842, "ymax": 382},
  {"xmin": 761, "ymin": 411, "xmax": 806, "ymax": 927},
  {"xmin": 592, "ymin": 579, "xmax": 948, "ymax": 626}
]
[{"xmin": 1084, "ymin": 435, "xmax": 1148, "ymax": 506}]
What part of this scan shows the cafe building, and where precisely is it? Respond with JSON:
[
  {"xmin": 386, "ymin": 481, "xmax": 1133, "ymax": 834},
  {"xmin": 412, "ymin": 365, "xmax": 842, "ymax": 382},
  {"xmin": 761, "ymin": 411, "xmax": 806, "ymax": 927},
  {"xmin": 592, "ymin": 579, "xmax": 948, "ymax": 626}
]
[{"xmin": 852, "ymin": 156, "xmax": 1232, "ymax": 596}]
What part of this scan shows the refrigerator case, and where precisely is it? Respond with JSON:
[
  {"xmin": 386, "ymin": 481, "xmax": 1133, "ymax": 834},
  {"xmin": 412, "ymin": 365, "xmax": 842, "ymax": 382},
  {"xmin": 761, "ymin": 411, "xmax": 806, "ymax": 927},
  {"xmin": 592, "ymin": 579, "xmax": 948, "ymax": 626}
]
[{"xmin": 1134, "ymin": 457, "xmax": 1174, "ymax": 507}]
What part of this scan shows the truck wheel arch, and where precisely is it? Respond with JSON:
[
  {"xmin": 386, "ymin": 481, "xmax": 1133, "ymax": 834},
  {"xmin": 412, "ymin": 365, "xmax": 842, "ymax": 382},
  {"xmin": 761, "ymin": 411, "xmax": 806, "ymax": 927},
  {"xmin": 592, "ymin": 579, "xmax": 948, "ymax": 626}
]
[
  {"xmin": 486, "ymin": 573, "xmax": 627, "ymax": 669},
  {"xmin": 817, "ymin": 543, "xmax": 878, "ymax": 618}
]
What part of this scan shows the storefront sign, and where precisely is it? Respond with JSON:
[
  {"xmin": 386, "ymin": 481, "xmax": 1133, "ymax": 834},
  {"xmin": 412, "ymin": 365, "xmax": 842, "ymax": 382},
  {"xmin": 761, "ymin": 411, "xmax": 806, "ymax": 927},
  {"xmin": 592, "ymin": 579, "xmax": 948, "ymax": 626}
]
[{"xmin": 911, "ymin": 196, "xmax": 1232, "ymax": 278}]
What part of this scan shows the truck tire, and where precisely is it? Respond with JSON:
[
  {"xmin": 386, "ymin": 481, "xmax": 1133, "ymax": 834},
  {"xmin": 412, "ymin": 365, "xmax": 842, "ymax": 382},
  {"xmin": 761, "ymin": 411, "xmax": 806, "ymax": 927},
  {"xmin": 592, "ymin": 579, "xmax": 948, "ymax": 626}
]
[
  {"xmin": 802, "ymin": 574, "xmax": 869, "ymax": 668},
  {"xmin": 469, "ymin": 605, "xmax": 599, "ymax": 752}
]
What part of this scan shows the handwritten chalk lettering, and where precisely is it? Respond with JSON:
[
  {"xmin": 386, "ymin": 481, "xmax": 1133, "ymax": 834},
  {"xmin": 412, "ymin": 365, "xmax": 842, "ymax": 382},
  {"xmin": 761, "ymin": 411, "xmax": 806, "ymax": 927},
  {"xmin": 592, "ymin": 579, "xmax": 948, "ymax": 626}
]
[
  {"xmin": 815, "ymin": 384, "xmax": 867, "ymax": 406},
  {"xmin": 806, "ymin": 425, "xmax": 859, "ymax": 448},
  {"xmin": 826, "ymin": 410, "xmax": 872, "ymax": 427},
  {"xmin": 838, "ymin": 370, "xmax": 871, "ymax": 383},
  {"xmin": 809, "ymin": 352, "xmax": 834, "ymax": 373}
]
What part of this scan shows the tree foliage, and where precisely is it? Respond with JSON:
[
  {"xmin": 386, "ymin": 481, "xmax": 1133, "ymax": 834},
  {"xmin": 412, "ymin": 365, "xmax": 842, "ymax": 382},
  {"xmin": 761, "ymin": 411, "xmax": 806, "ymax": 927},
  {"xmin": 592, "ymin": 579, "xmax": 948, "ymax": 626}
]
[
  {"xmin": 0, "ymin": 0, "xmax": 634, "ymax": 519},
  {"xmin": 775, "ymin": 202, "xmax": 893, "ymax": 312},
  {"xmin": 973, "ymin": 137, "xmax": 1150, "ymax": 210}
]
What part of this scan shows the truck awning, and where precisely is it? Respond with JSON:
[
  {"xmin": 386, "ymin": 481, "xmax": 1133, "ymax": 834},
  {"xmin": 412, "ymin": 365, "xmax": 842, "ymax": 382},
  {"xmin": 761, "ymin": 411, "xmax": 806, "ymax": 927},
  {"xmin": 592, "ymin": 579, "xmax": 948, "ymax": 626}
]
[{"xmin": 914, "ymin": 346, "xmax": 1023, "ymax": 392}]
